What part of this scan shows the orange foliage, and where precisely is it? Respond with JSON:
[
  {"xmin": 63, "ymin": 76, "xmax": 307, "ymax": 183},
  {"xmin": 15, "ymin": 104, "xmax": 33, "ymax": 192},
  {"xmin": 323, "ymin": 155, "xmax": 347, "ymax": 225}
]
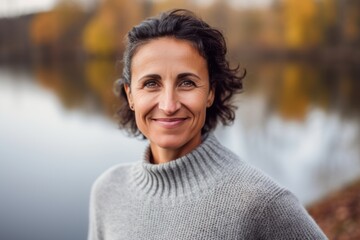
[
  {"xmin": 30, "ymin": 1, "xmax": 84, "ymax": 46},
  {"xmin": 150, "ymin": 0, "xmax": 191, "ymax": 14},
  {"xmin": 277, "ymin": 64, "xmax": 310, "ymax": 120},
  {"xmin": 24, "ymin": 0, "xmax": 360, "ymax": 58},
  {"xmin": 31, "ymin": 12, "xmax": 60, "ymax": 45},
  {"xmin": 85, "ymin": 59, "xmax": 120, "ymax": 115},
  {"xmin": 82, "ymin": 0, "xmax": 142, "ymax": 56},
  {"xmin": 282, "ymin": 0, "xmax": 321, "ymax": 48},
  {"xmin": 82, "ymin": 14, "xmax": 119, "ymax": 56}
]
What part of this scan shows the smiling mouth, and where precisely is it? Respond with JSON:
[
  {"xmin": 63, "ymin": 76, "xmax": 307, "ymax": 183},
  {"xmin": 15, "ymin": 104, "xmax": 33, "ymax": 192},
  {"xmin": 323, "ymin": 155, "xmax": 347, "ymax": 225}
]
[{"xmin": 152, "ymin": 118, "xmax": 188, "ymax": 128}]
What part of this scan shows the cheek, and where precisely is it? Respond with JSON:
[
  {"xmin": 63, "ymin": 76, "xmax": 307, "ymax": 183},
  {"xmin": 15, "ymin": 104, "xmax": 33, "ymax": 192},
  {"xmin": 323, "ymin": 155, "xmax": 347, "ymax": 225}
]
[
  {"xmin": 132, "ymin": 92, "xmax": 156, "ymax": 116},
  {"xmin": 133, "ymin": 99, "xmax": 149, "ymax": 134},
  {"xmin": 181, "ymin": 92, "xmax": 210, "ymax": 114}
]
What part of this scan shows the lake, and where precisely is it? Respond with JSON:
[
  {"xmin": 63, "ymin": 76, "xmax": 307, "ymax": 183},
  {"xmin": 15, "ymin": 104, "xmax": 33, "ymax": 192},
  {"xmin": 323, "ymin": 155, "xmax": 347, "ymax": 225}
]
[{"xmin": 0, "ymin": 60, "xmax": 359, "ymax": 240}]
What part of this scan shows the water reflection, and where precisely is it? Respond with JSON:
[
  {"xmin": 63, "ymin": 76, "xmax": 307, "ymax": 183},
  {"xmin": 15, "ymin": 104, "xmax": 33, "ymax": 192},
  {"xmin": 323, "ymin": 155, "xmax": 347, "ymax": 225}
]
[
  {"xmin": 218, "ymin": 96, "xmax": 360, "ymax": 204},
  {"xmin": 0, "ymin": 63, "xmax": 146, "ymax": 240},
  {"xmin": 221, "ymin": 61, "xmax": 360, "ymax": 203},
  {"xmin": 34, "ymin": 62, "xmax": 90, "ymax": 109},
  {"xmin": 0, "ymin": 60, "xmax": 359, "ymax": 240},
  {"xmin": 32, "ymin": 60, "xmax": 121, "ymax": 117},
  {"xmin": 84, "ymin": 59, "xmax": 121, "ymax": 116}
]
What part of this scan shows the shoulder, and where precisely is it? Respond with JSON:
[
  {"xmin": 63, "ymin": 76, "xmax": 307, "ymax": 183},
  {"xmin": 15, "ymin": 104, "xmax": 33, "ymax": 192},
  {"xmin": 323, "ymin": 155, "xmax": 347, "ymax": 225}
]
[
  {"xmin": 257, "ymin": 188, "xmax": 328, "ymax": 238},
  {"xmin": 212, "ymin": 141, "xmax": 294, "ymax": 209},
  {"xmin": 90, "ymin": 163, "xmax": 135, "ymax": 200},
  {"xmin": 208, "ymin": 134, "xmax": 283, "ymax": 194},
  {"xmin": 223, "ymin": 158, "xmax": 327, "ymax": 238},
  {"xmin": 206, "ymin": 135, "xmax": 286, "ymax": 201},
  {"xmin": 220, "ymin": 159, "xmax": 327, "ymax": 238},
  {"xmin": 222, "ymin": 153, "xmax": 286, "ymax": 201}
]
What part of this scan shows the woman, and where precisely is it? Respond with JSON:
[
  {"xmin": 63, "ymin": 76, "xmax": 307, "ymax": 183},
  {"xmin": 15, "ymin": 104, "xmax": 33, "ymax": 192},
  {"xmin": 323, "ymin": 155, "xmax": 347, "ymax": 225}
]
[{"xmin": 88, "ymin": 9, "xmax": 327, "ymax": 239}]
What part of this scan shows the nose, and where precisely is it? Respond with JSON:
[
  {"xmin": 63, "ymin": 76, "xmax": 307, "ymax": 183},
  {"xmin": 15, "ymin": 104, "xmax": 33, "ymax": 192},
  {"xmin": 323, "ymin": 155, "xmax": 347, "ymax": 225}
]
[{"xmin": 158, "ymin": 87, "xmax": 181, "ymax": 115}]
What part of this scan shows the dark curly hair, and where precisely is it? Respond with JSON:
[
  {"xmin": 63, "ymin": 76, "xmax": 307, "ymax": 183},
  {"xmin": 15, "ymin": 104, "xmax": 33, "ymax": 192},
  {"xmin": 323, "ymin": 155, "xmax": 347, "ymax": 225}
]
[{"xmin": 115, "ymin": 9, "xmax": 245, "ymax": 136}]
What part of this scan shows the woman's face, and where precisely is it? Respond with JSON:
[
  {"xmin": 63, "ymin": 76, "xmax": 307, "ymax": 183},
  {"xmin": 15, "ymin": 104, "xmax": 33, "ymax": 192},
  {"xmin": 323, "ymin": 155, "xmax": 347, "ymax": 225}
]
[{"xmin": 125, "ymin": 37, "xmax": 214, "ymax": 161}]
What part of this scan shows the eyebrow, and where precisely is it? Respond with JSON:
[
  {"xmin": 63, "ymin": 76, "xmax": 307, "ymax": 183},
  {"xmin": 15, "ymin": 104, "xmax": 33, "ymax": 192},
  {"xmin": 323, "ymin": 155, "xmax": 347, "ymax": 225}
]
[
  {"xmin": 177, "ymin": 72, "xmax": 201, "ymax": 80},
  {"xmin": 137, "ymin": 74, "xmax": 161, "ymax": 82},
  {"xmin": 137, "ymin": 72, "xmax": 201, "ymax": 82}
]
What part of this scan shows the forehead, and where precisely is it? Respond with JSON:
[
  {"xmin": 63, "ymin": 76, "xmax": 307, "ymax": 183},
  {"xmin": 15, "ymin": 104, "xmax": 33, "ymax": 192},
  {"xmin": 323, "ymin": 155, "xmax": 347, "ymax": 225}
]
[{"xmin": 131, "ymin": 37, "xmax": 207, "ymax": 72}]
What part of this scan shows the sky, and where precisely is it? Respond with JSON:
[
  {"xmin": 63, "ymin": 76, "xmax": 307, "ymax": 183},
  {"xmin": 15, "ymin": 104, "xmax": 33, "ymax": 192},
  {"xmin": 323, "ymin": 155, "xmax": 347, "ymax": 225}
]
[
  {"xmin": 0, "ymin": 0, "xmax": 97, "ymax": 17},
  {"xmin": 0, "ymin": 0, "xmax": 57, "ymax": 17},
  {"xmin": 0, "ymin": 0, "xmax": 274, "ymax": 18}
]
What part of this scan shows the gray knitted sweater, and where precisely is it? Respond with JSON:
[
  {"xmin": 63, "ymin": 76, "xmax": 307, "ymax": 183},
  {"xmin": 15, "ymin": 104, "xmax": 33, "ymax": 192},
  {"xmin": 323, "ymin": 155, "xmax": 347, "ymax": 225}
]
[{"xmin": 88, "ymin": 134, "xmax": 327, "ymax": 239}]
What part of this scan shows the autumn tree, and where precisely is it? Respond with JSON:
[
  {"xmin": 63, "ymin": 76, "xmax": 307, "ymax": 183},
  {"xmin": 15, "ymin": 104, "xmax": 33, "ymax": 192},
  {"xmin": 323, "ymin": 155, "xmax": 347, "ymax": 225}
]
[
  {"xmin": 281, "ymin": 0, "xmax": 323, "ymax": 49},
  {"xmin": 82, "ymin": 0, "xmax": 142, "ymax": 57},
  {"xmin": 30, "ymin": 0, "xmax": 86, "ymax": 59}
]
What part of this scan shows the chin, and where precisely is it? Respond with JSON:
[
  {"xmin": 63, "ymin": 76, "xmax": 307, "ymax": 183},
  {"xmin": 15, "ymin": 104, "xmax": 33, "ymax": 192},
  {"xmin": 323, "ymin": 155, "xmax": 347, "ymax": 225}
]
[
  {"xmin": 152, "ymin": 135, "xmax": 186, "ymax": 149},
  {"xmin": 151, "ymin": 133, "xmax": 199, "ymax": 151}
]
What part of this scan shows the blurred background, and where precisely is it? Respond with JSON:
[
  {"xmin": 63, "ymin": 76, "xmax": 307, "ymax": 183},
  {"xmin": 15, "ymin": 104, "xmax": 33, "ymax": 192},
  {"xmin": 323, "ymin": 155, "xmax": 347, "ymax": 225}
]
[{"xmin": 0, "ymin": 0, "xmax": 360, "ymax": 239}]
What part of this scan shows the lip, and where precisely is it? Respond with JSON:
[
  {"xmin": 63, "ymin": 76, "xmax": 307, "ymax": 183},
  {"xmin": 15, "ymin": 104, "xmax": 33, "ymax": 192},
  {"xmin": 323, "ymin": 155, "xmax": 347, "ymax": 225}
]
[{"xmin": 152, "ymin": 118, "xmax": 188, "ymax": 128}]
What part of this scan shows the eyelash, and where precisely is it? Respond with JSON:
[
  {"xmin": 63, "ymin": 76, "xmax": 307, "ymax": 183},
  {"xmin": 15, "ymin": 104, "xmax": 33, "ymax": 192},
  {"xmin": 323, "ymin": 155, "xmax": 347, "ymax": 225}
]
[
  {"xmin": 143, "ymin": 80, "xmax": 159, "ymax": 88},
  {"xmin": 179, "ymin": 80, "xmax": 196, "ymax": 88},
  {"xmin": 142, "ymin": 79, "xmax": 196, "ymax": 89}
]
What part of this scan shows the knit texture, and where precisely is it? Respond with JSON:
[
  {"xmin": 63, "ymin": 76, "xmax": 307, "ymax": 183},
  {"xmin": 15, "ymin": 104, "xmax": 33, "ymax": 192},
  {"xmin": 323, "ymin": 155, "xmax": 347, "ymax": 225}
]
[{"xmin": 88, "ymin": 134, "xmax": 327, "ymax": 239}]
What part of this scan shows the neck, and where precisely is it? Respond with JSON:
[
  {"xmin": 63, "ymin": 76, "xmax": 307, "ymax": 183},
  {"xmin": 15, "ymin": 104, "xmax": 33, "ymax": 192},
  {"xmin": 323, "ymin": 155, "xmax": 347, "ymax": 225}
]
[
  {"xmin": 132, "ymin": 133, "xmax": 240, "ymax": 201},
  {"xmin": 149, "ymin": 135, "xmax": 202, "ymax": 164}
]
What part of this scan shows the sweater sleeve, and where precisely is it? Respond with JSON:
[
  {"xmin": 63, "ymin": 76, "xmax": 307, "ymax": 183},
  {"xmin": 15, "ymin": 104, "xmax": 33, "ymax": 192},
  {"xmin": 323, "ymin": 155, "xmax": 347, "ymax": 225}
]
[
  {"xmin": 87, "ymin": 183, "xmax": 102, "ymax": 240},
  {"xmin": 87, "ymin": 175, "xmax": 109, "ymax": 240},
  {"xmin": 259, "ymin": 190, "xmax": 328, "ymax": 239}
]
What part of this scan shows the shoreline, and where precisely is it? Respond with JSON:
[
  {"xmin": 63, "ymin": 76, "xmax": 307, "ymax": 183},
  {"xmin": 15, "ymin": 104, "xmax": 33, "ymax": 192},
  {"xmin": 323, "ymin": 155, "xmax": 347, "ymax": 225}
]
[{"xmin": 307, "ymin": 178, "xmax": 360, "ymax": 239}]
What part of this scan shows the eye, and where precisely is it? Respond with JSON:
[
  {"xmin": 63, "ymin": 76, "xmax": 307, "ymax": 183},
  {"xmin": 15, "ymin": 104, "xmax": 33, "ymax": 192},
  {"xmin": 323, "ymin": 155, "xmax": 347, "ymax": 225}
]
[
  {"xmin": 143, "ymin": 80, "xmax": 159, "ymax": 89},
  {"xmin": 179, "ymin": 80, "xmax": 196, "ymax": 88}
]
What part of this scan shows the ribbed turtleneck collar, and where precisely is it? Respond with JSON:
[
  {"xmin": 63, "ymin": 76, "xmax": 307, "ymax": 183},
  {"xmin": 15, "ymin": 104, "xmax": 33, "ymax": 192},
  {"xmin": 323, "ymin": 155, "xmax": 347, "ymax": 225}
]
[{"xmin": 129, "ymin": 133, "xmax": 240, "ymax": 203}]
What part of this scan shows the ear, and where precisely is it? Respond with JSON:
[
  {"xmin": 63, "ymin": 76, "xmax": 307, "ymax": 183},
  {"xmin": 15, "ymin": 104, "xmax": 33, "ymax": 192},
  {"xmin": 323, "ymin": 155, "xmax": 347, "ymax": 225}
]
[
  {"xmin": 207, "ymin": 87, "xmax": 215, "ymax": 108},
  {"xmin": 124, "ymin": 84, "xmax": 134, "ymax": 109}
]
